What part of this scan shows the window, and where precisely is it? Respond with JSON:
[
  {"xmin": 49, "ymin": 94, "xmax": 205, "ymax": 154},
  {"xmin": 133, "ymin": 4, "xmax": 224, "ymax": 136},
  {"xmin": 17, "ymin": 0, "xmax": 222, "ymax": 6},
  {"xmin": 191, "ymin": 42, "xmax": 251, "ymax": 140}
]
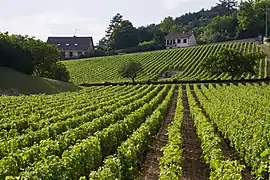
[
  {"xmin": 74, "ymin": 43, "xmax": 78, "ymax": 46},
  {"xmin": 167, "ymin": 40, "xmax": 169, "ymax": 45},
  {"xmin": 183, "ymin": 39, "xmax": 187, "ymax": 43},
  {"xmin": 66, "ymin": 43, "xmax": 70, "ymax": 46},
  {"xmin": 57, "ymin": 43, "xmax": 61, "ymax": 46},
  {"xmin": 170, "ymin": 40, "xmax": 172, "ymax": 45},
  {"xmin": 173, "ymin": 40, "xmax": 176, "ymax": 44},
  {"xmin": 177, "ymin": 39, "xmax": 181, "ymax": 43}
]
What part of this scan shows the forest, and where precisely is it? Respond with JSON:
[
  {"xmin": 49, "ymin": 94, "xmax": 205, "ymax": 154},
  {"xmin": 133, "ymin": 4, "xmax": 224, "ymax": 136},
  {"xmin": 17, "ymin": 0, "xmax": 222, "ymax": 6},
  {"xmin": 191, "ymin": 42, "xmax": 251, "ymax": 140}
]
[{"xmin": 93, "ymin": 0, "xmax": 270, "ymax": 55}]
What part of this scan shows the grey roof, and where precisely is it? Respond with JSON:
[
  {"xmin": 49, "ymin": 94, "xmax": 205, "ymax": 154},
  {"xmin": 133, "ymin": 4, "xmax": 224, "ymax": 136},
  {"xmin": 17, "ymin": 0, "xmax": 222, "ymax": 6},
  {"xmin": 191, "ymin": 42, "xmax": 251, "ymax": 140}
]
[
  {"xmin": 47, "ymin": 36, "xmax": 94, "ymax": 51},
  {"xmin": 165, "ymin": 32, "xmax": 193, "ymax": 39}
]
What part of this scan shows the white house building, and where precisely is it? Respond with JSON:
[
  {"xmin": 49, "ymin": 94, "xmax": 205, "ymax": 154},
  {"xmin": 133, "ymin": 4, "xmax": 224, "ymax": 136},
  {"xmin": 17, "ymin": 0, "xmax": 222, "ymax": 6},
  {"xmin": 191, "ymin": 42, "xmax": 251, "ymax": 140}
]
[{"xmin": 165, "ymin": 32, "xmax": 197, "ymax": 49}]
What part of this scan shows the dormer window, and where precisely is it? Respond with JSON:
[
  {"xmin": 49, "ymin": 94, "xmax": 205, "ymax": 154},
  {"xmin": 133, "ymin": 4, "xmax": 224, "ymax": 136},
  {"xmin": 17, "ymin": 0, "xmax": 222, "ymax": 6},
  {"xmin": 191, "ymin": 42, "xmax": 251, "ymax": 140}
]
[
  {"xmin": 57, "ymin": 43, "xmax": 60, "ymax": 46},
  {"xmin": 66, "ymin": 43, "xmax": 70, "ymax": 46},
  {"xmin": 74, "ymin": 44, "xmax": 78, "ymax": 46}
]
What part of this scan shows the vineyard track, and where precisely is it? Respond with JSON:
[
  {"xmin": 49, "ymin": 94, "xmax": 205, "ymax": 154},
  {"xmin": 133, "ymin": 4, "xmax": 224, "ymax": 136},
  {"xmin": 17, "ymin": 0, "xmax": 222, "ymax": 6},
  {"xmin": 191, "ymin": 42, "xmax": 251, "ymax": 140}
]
[
  {"xmin": 138, "ymin": 88, "xmax": 178, "ymax": 180},
  {"xmin": 191, "ymin": 88, "xmax": 253, "ymax": 180},
  {"xmin": 181, "ymin": 85, "xmax": 209, "ymax": 180}
]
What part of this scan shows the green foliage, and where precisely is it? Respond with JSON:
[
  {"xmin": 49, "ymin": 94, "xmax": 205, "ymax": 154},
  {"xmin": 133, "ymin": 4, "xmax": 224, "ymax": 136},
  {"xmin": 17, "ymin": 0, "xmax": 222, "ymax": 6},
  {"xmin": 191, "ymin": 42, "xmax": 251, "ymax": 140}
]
[
  {"xmin": 64, "ymin": 42, "xmax": 266, "ymax": 84},
  {"xmin": 159, "ymin": 86, "xmax": 183, "ymax": 179},
  {"xmin": 0, "ymin": 32, "xmax": 70, "ymax": 82},
  {"xmin": 0, "ymin": 33, "xmax": 34, "ymax": 74},
  {"xmin": 160, "ymin": 16, "xmax": 178, "ymax": 33},
  {"xmin": 237, "ymin": 0, "xmax": 270, "ymax": 37},
  {"xmin": 49, "ymin": 62, "xmax": 70, "ymax": 82},
  {"xmin": 202, "ymin": 47, "xmax": 266, "ymax": 78},
  {"xmin": 120, "ymin": 61, "xmax": 142, "ymax": 83},
  {"xmin": 89, "ymin": 85, "xmax": 174, "ymax": 180},
  {"xmin": 110, "ymin": 20, "xmax": 139, "ymax": 50},
  {"xmin": 188, "ymin": 85, "xmax": 245, "ymax": 180},
  {"xmin": 200, "ymin": 14, "xmax": 238, "ymax": 43},
  {"xmin": 199, "ymin": 83, "xmax": 270, "ymax": 178}
]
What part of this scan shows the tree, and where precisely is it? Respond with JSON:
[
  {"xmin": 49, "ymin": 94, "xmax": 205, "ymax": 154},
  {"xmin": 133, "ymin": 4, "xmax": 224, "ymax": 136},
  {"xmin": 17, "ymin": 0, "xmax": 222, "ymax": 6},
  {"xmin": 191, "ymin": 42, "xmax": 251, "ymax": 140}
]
[
  {"xmin": 105, "ymin": 13, "xmax": 123, "ymax": 40},
  {"xmin": 237, "ymin": 0, "xmax": 270, "ymax": 37},
  {"xmin": 202, "ymin": 48, "xmax": 266, "ymax": 78},
  {"xmin": 0, "ymin": 32, "xmax": 70, "ymax": 82},
  {"xmin": 160, "ymin": 16, "xmax": 177, "ymax": 33},
  {"xmin": 110, "ymin": 20, "xmax": 139, "ymax": 49},
  {"xmin": 120, "ymin": 61, "xmax": 142, "ymax": 83},
  {"xmin": 200, "ymin": 14, "xmax": 238, "ymax": 43}
]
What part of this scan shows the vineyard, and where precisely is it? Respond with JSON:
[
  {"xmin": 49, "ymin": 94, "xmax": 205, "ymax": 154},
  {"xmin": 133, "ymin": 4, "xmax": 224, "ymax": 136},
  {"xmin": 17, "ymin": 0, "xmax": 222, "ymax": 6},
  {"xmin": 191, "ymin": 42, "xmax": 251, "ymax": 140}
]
[
  {"xmin": 63, "ymin": 42, "xmax": 268, "ymax": 84},
  {"xmin": 1, "ymin": 83, "xmax": 270, "ymax": 179}
]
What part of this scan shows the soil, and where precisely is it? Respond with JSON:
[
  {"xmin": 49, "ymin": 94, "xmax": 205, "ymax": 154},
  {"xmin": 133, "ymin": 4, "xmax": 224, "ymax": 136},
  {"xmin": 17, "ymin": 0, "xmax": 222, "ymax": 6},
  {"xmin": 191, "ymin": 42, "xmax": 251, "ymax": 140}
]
[
  {"xmin": 138, "ymin": 88, "xmax": 178, "ymax": 180},
  {"xmin": 181, "ymin": 85, "xmax": 209, "ymax": 180}
]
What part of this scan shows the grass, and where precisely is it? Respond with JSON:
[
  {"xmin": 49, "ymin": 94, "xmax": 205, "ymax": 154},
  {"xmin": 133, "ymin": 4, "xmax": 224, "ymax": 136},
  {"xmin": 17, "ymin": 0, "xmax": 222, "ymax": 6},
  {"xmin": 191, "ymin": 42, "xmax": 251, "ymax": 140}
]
[{"xmin": 0, "ymin": 67, "xmax": 81, "ymax": 95}]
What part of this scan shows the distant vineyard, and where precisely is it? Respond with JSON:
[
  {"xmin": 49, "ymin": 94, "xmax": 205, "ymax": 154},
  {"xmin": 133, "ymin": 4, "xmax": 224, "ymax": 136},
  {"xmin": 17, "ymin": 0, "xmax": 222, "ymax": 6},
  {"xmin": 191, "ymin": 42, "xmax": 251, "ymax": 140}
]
[
  {"xmin": 1, "ymin": 83, "xmax": 269, "ymax": 179},
  {"xmin": 63, "ymin": 42, "xmax": 267, "ymax": 84}
]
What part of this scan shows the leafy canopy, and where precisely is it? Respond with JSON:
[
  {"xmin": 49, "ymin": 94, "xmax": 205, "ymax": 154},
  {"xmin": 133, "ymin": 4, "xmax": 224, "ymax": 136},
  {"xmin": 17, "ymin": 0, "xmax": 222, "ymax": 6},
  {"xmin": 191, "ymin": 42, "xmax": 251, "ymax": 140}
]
[
  {"xmin": 120, "ymin": 61, "xmax": 142, "ymax": 83},
  {"xmin": 202, "ymin": 48, "xmax": 266, "ymax": 78}
]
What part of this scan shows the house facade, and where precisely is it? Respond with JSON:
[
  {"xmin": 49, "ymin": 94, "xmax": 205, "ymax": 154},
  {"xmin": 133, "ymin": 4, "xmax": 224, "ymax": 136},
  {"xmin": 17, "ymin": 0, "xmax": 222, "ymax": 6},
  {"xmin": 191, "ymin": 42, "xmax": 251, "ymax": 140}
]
[
  {"xmin": 165, "ymin": 32, "xmax": 197, "ymax": 49},
  {"xmin": 47, "ymin": 36, "xmax": 94, "ymax": 59}
]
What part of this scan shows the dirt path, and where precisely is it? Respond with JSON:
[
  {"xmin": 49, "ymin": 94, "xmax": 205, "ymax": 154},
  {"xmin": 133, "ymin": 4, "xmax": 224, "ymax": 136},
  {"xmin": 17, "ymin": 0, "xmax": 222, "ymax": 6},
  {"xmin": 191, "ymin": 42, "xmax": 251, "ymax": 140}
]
[
  {"xmin": 138, "ymin": 88, "xmax": 178, "ymax": 180},
  {"xmin": 191, "ymin": 89, "xmax": 253, "ymax": 180},
  {"xmin": 181, "ymin": 85, "xmax": 209, "ymax": 180}
]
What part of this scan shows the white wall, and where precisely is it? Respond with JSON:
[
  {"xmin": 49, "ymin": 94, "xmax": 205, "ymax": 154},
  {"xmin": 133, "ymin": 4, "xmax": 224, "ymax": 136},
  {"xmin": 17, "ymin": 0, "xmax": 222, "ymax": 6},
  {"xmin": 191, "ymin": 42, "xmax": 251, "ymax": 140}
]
[
  {"xmin": 188, "ymin": 34, "xmax": 197, "ymax": 46},
  {"xmin": 176, "ymin": 38, "xmax": 190, "ymax": 48},
  {"xmin": 166, "ymin": 35, "xmax": 197, "ymax": 48}
]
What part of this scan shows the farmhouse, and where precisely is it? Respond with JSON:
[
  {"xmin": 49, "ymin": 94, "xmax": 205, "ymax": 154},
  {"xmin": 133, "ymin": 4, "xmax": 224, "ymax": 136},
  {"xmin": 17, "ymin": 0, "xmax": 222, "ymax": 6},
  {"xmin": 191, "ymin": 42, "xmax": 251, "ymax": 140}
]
[
  {"xmin": 47, "ymin": 36, "xmax": 94, "ymax": 59},
  {"xmin": 165, "ymin": 32, "xmax": 197, "ymax": 49}
]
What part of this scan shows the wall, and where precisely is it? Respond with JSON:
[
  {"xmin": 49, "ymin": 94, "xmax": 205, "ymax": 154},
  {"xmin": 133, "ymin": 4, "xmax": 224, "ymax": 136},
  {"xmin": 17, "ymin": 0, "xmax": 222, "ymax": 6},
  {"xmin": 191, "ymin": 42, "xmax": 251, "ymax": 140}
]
[
  {"xmin": 64, "ymin": 50, "xmax": 86, "ymax": 59},
  {"xmin": 166, "ymin": 37, "xmax": 194, "ymax": 48},
  {"xmin": 188, "ymin": 35, "xmax": 197, "ymax": 46}
]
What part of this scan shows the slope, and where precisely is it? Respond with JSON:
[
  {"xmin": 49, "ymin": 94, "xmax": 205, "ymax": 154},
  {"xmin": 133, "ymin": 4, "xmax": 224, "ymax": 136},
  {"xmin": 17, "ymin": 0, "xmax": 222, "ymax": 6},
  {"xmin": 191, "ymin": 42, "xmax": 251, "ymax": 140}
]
[
  {"xmin": 63, "ymin": 42, "xmax": 265, "ymax": 84},
  {"xmin": 0, "ymin": 67, "xmax": 81, "ymax": 95}
]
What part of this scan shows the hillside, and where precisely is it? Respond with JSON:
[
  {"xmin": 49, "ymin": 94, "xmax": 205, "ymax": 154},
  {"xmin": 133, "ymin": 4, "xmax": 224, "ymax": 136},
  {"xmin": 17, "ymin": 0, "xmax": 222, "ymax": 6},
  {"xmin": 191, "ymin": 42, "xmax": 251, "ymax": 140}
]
[
  {"xmin": 63, "ymin": 42, "xmax": 267, "ymax": 84},
  {"xmin": 0, "ymin": 67, "xmax": 80, "ymax": 95}
]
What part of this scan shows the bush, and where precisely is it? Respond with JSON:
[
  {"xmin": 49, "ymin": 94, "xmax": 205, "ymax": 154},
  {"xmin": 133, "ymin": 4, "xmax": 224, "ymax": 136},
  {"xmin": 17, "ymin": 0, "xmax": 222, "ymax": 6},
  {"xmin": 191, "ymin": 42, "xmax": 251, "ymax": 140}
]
[
  {"xmin": 0, "ymin": 32, "xmax": 70, "ymax": 82},
  {"xmin": 50, "ymin": 62, "xmax": 70, "ymax": 82},
  {"xmin": 0, "ymin": 33, "xmax": 34, "ymax": 74}
]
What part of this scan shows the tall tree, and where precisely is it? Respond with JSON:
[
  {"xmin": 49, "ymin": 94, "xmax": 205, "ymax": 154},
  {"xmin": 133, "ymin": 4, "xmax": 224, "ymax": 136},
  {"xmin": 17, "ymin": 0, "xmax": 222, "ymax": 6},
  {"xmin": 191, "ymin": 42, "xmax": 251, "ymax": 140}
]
[
  {"xmin": 200, "ymin": 14, "xmax": 238, "ymax": 43},
  {"xmin": 110, "ymin": 20, "xmax": 139, "ymax": 49},
  {"xmin": 105, "ymin": 13, "xmax": 123, "ymax": 40},
  {"xmin": 160, "ymin": 16, "xmax": 177, "ymax": 33},
  {"xmin": 237, "ymin": 0, "xmax": 270, "ymax": 37}
]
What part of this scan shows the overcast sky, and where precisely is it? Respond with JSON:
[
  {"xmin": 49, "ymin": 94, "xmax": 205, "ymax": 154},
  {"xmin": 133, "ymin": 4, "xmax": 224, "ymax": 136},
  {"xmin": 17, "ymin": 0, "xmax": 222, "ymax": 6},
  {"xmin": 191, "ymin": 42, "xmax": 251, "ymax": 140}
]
[{"xmin": 0, "ymin": 0, "xmax": 218, "ymax": 44}]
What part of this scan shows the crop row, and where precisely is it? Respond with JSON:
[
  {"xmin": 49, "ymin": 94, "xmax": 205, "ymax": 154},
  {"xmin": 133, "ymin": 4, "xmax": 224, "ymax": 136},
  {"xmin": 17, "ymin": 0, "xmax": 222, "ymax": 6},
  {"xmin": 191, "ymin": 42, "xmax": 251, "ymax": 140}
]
[
  {"xmin": 198, "ymin": 83, "xmax": 270, "ymax": 179},
  {"xmin": 2, "ymin": 85, "xmax": 172, "ymax": 179},
  {"xmin": 63, "ymin": 42, "xmax": 263, "ymax": 84}
]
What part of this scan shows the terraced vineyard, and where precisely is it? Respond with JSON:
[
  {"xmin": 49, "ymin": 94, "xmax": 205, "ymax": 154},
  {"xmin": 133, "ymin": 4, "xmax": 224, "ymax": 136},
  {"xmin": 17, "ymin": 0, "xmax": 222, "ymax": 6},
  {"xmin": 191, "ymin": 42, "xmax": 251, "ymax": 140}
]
[
  {"xmin": 1, "ymin": 83, "xmax": 270, "ymax": 179},
  {"xmin": 63, "ymin": 42, "xmax": 267, "ymax": 84}
]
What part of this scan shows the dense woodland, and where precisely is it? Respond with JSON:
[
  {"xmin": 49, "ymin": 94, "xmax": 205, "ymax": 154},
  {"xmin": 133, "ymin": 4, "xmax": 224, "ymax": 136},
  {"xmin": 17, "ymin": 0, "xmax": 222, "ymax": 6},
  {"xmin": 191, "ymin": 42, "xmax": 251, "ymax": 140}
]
[{"xmin": 94, "ymin": 0, "xmax": 270, "ymax": 55}]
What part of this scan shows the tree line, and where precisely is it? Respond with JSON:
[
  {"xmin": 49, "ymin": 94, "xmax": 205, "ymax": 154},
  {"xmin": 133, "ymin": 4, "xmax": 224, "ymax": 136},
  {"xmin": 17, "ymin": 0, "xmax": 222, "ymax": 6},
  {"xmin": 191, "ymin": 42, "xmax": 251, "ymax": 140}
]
[
  {"xmin": 92, "ymin": 0, "xmax": 270, "ymax": 56},
  {"xmin": 0, "ymin": 33, "xmax": 70, "ymax": 82}
]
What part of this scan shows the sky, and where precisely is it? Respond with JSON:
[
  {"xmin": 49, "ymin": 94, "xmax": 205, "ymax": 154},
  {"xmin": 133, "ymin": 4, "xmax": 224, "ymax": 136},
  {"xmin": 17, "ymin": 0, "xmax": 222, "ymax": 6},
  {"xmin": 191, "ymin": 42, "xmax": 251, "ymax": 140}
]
[{"xmin": 0, "ymin": 0, "xmax": 218, "ymax": 44}]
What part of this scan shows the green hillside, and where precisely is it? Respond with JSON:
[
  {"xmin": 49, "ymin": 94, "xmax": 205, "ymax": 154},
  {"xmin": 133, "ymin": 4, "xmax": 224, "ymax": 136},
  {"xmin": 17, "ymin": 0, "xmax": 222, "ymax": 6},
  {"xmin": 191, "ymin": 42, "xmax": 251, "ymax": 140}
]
[
  {"xmin": 63, "ymin": 42, "xmax": 267, "ymax": 84},
  {"xmin": 0, "ymin": 67, "xmax": 80, "ymax": 95}
]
